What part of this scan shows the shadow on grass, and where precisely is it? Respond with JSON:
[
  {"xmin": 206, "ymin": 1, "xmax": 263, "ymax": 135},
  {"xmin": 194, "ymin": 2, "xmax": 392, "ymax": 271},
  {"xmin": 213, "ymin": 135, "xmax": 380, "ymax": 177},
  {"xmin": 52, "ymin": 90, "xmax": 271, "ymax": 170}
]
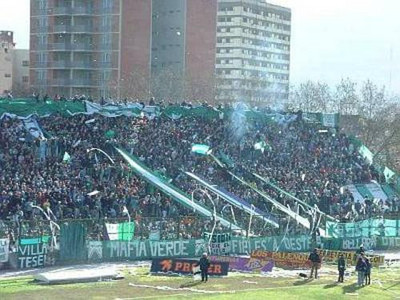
[
  {"xmin": 323, "ymin": 282, "xmax": 339, "ymax": 289},
  {"xmin": 384, "ymin": 281, "xmax": 400, "ymax": 291},
  {"xmin": 179, "ymin": 280, "xmax": 203, "ymax": 288},
  {"xmin": 293, "ymin": 279, "xmax": 314, "ymax": 286},
  {"xmin": 342, "ymin": 282, "xmax": 363, "ymax": 294}
]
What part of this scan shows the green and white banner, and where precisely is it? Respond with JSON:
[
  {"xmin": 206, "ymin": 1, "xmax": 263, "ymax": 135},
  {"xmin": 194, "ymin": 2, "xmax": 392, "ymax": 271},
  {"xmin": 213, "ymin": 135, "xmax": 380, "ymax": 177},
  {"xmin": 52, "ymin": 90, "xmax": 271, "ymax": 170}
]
[
  {"xmin": 85, "ymin": 101, "xmax": 143, "ymax": 118},
  {"xmin": 18, "ymin": 236, "xmax": 50, "ymax": 269},
  {"xmin": 326, "ymin": 218, "xmax": 400, "ymax": 238},
  {"xmin": 101, "ymin": 239, "xmax": 198, "ymax": 261},
  {"xmin": 344, "ymin": 183, "xmax": 392, "ymax": 202},
  {"xmin": 105, "ymin": 222, "xmax": 135, "ymax": 241},
  {"xmin": 204, "ymin": 232, "xmax": 232, "ymax": 255}
]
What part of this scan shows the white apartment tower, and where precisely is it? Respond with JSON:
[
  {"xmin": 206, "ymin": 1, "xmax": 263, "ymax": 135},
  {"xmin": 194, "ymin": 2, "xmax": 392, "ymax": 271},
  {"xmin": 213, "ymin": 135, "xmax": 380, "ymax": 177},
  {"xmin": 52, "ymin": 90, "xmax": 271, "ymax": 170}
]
[{"xmin": 216, "ymin": 0, "xmax": 291, "ymax": 106}]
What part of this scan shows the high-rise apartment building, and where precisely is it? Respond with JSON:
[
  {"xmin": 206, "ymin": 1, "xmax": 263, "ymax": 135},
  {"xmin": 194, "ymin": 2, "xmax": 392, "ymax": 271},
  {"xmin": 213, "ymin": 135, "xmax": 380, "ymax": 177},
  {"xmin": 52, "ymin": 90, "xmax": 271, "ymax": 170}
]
[
  {"xmin": 12, "ymin": 49, "xmax": 30, "ymax": 95},
  {"xmin": 216, "ymin": 0, "xmax": 291, "ymax": 105},
  {"xmin": 150, "ymin": 0, "xmax": 217, "ymax": 101},
  {"xmin": 0, "ymin": 31, "xmax": 15, "ymax": 95},
  {"xmin": 30, "ymin": 0, "xmax": 290, "ymax": 105},
  {"xmin": 30, "ymin": 0, "xmax": 216, "ymax": 100},
  {"xmin": 30, "ymin": 0, "xmax": 125, "ymax": 98}
]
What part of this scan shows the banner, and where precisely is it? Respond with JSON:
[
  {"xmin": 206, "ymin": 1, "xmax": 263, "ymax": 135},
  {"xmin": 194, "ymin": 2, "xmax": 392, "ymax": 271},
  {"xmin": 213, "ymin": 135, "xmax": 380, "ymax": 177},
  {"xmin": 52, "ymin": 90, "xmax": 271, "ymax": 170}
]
[
  {"xmin": 150, "ymin": 258, "xmax": 229, "ymax": 276},
  {"xmin": 102, "ymin": 239, "xmax": 197, "ymax": 261},
  {"xmin": 364, "ymin": 182, "xmax": 388, "ymax": 201},
  {"xmin": 341, "ymin": 236, "xmax": 400, "ymax": 251},
  {"xmin": 0, "ymin": 239, "xmax": 9, "ymax": 263},
  {"xmin": 317, "ymin": 249, "xmax": 384, "ymax": 267},
  {"xmin": 85, "ymin": 101, "xmax": 142, "ymax": 118},
  {"xmin": 326, "ymin": 218, "xmax": 400, "ymax": 238},
  {"xmin": 105, "ymin": 222, "xmax": 135, "ymax": 241},
  {"xmin": 210, "ymin": 256, "xmax": 273, "ymax": 273},
  {"xmin": 204, "ymin": 232, "xmax": 231, "ymax": 255},
  {"xmin": 230, "ymin": 235, "xmax": 313, "ymax": 253},
  {"xmin": 251, "ymin": 250, "xmax": 311, "ymax": 269},
  {"xmin": 18, "ymin": 237, "xmax": 49, "ymax": 269},
  {"xmin": 322, "ymin": 113, "xmax": 339, "ymax": 128}
]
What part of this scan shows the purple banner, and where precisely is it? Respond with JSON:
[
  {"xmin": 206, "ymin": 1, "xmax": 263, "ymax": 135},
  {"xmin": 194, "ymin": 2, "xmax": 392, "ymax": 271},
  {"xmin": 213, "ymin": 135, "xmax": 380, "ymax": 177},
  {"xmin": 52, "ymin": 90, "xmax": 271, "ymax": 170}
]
[{"xmin": 210, "ymin": 256, "xmax": 274, "ymax": 273}]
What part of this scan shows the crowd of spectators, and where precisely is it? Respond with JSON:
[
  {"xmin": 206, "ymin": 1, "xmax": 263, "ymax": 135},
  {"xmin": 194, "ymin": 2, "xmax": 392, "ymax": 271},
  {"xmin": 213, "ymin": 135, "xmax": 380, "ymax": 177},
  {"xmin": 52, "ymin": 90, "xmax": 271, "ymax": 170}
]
[{"xmin": 0, "ymin": 100, "xmax": 398, "ymax": 242}]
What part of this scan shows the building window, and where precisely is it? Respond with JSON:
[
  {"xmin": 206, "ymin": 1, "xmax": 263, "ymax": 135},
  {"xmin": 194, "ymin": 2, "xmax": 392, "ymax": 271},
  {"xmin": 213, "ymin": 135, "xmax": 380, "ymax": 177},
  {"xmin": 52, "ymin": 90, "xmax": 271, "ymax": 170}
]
[
  {"xmin": 22, "ymin": 76, "xmax": 29, "ymax": 83},
  {"xmin": 22, "ymin": 60, "xmax": 29, "ymax": 67},
  {"xmin": 4, "ymin": 74, "xmax": 11, "ymax": 78}
]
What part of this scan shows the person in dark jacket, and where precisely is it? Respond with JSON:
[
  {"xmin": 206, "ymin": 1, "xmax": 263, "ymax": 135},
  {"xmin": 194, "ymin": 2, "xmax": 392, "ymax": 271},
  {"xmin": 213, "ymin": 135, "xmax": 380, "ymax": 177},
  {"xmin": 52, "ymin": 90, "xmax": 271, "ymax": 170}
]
[
  {"xmin": 365, "ymin": 257, "xmax": 371, "ymax": 285},
  {"xmin": 356, "ymin": 252, "xmax": 367, "ymax": 287},
  {"xmin": 337, "ymin": 254, "xmax": 346, "ymax": 283},
  {"xmin": 196, "ymin": 252, "xmax": 211, "ymax": 282},
  {"xmin": 308, "ymin": 248, "xmax": 321, "ymax": 279}
]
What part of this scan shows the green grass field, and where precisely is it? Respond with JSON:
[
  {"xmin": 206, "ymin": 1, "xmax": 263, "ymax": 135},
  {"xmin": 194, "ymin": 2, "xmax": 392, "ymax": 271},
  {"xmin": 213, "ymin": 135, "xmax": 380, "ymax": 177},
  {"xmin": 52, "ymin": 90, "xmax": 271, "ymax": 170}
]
[{"xmin": 1, "ymin": 265, "xmax": 399, "ymax": 300}]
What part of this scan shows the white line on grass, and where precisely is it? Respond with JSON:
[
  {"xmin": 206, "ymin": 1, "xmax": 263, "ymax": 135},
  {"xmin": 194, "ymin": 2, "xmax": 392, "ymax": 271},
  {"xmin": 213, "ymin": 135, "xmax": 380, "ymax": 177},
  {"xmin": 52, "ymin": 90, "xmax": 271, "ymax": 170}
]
[
  {"xmin": 117, "ymin": 282, "xmax": 329, "ymax": 300},
  {"xmin": 115, "ymin": 294, "xmax": 190, "ymax": 300}
]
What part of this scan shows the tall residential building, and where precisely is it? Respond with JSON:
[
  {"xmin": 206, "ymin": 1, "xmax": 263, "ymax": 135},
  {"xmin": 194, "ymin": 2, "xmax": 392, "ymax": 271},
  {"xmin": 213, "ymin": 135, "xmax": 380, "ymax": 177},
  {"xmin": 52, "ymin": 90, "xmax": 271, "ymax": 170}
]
[
  {"xmin": 216, "ymin": 0, "xmax": 291, "ymax": 105},
  {"xmin": 30, "ymin": 0, "xmax": 151, "ymax": 99},
  {"xmin": 0, "ymin": 31, "xmax": 15, "ymax": 96},
  {"xmin": 30, "ymin": 0, "xmax": 216, "ymax": 100},
  {"xmin": 12, "ymin": 49, "xmax": 30, "ymax": 95},
  {"xmin": 150, "ymin": 0, "xmax": 217, "ymax": 101}
]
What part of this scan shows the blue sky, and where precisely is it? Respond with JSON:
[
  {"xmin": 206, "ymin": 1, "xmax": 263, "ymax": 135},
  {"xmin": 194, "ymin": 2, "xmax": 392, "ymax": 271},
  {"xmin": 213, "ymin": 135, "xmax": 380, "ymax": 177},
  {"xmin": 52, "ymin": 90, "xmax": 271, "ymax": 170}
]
[{"xmin": 0, "ymin": 0, "xmax": 399, "ymax": 95}]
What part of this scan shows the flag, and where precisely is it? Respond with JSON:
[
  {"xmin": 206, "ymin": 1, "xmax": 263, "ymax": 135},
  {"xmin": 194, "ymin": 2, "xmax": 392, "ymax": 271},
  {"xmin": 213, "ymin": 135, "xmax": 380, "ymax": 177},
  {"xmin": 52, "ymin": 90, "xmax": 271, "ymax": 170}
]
[
  {"xmin": 254, "ymin": 141, "xmax": 269, "ymax": 153},
  {"xmin": 191, "ymin": 144, "xmax": 212, "ymax": 155},
  {"xmin": 105, "ymin": 222, "xmax": 135, "ymax": 241},
  {"xmin": 359, "ymin": 145, "xmax": 373, "ymax": 165},
  {"xmin": 105, "ymin": 130, "xmax": 116, "ymax": 138},
  {"xmin": 63, "ymin": 152, "xmax": 71, "ymax": 162},
  {"xmin": 384, "ymin": 167, "xmax": 395, "ymax": 182}
]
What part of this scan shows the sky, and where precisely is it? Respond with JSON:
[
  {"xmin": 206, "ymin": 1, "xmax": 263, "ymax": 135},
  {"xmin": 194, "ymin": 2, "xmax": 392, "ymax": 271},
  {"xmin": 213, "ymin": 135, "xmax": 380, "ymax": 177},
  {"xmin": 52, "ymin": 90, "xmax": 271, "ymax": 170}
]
[{"xmin": 0, "ymin": 0, "xmax": 399, "ymax": 95}]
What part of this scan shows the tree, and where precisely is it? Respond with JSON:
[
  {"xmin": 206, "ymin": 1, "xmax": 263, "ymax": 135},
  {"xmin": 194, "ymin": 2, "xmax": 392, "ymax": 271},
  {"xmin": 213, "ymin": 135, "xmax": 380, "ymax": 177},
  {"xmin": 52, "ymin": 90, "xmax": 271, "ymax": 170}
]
[
  {"xmin": 333, "ymin": 78, "xmax": 358, "ymax": 115},
  {"xmin": 288, "ymin": 81, "xmax": 332, "ymax": 112}
]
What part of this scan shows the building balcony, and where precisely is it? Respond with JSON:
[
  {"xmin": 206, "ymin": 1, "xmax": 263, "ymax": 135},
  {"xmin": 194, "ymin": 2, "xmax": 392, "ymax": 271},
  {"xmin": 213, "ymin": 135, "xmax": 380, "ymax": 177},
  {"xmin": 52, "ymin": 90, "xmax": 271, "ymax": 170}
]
[
  {"xmin": 49, "ymin": 43, "xmax": 93, "ymax": 51},
  {"xmin": 53, "ymin": 24, "xmax": 93, "ymax": 33},
  {"xmin": 49, "ymin": 79, "xmax": 100, "ymax": 87},
  {"xmin": 51, "ymin": 6, "xmax": 93, "ymax": 15},
  {"xmin": 51, "ymin": 61, "xmax": 92, "ymax": 68},
  {"xmin": 72, "ymin": 6, "xmax": 93, "ymax": 15}
]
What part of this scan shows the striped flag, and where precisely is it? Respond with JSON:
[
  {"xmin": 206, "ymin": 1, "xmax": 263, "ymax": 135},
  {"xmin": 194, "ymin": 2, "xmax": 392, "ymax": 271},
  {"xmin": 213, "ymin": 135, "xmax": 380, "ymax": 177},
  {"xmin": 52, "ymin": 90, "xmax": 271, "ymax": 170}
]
[{"xmin": 105, "ymin": 222, "xmax": 135, "ymax": 241}]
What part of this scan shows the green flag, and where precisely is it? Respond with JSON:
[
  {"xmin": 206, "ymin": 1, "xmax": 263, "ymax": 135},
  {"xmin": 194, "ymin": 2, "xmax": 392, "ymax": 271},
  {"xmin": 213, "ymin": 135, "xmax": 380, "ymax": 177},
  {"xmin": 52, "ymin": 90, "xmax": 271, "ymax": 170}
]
[
  {"xmin": 105, "ymin": 130, "xmax": 116, "ymax": 138},
  {"xmin": 63, "ymin": 152, "xmax": 71, "ymax": 162},
  {"xmin": 254, "ymin": 141, "xmax": 271, "ymax": 153},
  {"xmin": 191, "ymin": 144, "xmax": 212, "ymax": 155},
  {"xmin": 384, "ymin": 167, "xmax": 395, "ymax": 182},
  {"xmin": 105, "ymin": 222, "xmax": 135, "ymax": 241}
]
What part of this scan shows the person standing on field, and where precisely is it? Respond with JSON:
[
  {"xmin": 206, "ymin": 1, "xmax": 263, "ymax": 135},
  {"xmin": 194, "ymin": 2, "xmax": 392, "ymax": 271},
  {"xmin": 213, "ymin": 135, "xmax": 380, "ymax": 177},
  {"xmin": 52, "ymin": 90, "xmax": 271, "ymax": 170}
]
[
  {"xmin": 356, "ymin": 252, "xmax": 367, "ymax": 287},
  {"xmin": 337, "ymin": 254, "xmax": 346, "ymax": 283},
  {"xmin": 308, "ymin": 248, "xmax": 321, "ymax": 279},
  {"xmin": 365, "ymin": 257, "xmax": 371, "ymax": 285},
  {"xmin": 196, "ymin": 252, "xmax": 211, "ymax": 282}
]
